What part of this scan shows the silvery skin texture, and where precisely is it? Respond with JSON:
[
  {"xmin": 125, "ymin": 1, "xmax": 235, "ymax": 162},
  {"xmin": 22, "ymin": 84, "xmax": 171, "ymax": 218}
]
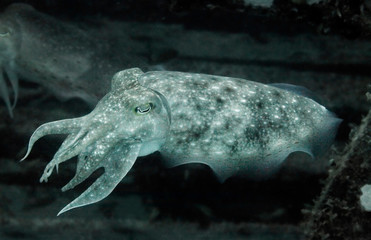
[{"xmin": 22, "ymin": 68, "xmax": 341, "ymax": 215}]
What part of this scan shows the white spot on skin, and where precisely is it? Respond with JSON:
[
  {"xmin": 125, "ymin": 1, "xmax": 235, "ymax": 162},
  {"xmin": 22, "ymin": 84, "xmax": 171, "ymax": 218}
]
[{"xmin": 199, "ymin": 97, "xmax": 207, "ymax": 101}]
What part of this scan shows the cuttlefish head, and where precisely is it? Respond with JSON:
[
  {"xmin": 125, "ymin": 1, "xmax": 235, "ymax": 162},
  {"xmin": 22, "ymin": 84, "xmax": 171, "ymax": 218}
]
[
  {"xmin": 22, "ymin": 68, "xmax": 171, "ymax": 215},
  {"xmin": 0, "ymin": 14, "xmax": 21, "ymax": 118}
]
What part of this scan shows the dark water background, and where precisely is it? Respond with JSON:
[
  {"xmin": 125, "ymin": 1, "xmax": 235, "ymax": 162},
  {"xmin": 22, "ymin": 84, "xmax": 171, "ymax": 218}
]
[{"xmin": 0, "ymin": 1, "xmax": 370, "ymax": 239}]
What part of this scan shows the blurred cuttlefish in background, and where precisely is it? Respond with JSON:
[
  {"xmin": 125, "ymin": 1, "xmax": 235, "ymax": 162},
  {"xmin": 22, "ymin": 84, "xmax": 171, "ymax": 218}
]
[{"xmin": 0, "ymin": 3, "xmax": 146, "ymax": 117}]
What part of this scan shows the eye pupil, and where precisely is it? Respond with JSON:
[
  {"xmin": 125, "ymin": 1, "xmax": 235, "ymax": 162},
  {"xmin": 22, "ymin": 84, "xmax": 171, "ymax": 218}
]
[{"xmin": 135, "ymin": 103, "xmax": 153, "ymax": 114}]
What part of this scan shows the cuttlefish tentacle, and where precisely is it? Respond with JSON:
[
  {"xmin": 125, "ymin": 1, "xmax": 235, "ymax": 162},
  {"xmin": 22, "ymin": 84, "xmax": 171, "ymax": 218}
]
[
  {"xmin": 21, "ymin": 117, "xmax": 85, "ymax": 161},
  {"xmin": 61, "ymin": 134, "xmax": 120, "ymax": 191},
  {"xmin": 60, "ymin": 130, "xmax": 140, "ymax": 192},
  {"xmin": 61, "ymin": 145, "xmax": 96, "ymax": 192},
  {"xmin": 4, "ymin": 61, "xmax": 18, "ymax": 109},
  {"xmin": 57, "ymin": 143, "xmax": 142, "ymax": 216},
  {"xmin": 45, "ymin": 131, "xmax": 110, "ymax": 186},
  {"xmin": 0, "ymin": 67, "xmax": 13, "ymax": 117},
  {"xmin": 39, "ymin": 124, "xmax": 112, "ymax": 182},
  {"xmin": 53, "ymin": 124, "xmax": 108, "ymax": 159},
  {"xmin": 0, "ymin": 15, "xmax": 20, "ymax": 118},
  {"xmin": 39, "ymin": 132, "xmax": 80, "ymax": 182},
  {"xmin": 0, "ymin": 62, "xmax": 18, "ymax": 117}
]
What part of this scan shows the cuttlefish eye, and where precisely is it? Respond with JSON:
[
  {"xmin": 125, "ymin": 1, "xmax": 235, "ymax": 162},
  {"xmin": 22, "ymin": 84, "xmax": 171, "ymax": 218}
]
[
  {"xmin": 0, "ymin": 26, "xmax": 11, "ymax": 37},
  {"xmin": 135, "ymin": 102, "xmax": 154, "ymax": 114}
]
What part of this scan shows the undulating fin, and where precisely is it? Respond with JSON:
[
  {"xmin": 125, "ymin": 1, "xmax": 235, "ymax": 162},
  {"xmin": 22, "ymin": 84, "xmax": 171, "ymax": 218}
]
[
  {"xmin": 269, "ymin": 83, "xmax": 322, "ymax": 104},
  {"xmin": 310, "ymin": 111, "xmax": 342, "ymax": 157},
  {"xmin": 270, "ymin": 83, "xmax": 342, "ymax": 157}
]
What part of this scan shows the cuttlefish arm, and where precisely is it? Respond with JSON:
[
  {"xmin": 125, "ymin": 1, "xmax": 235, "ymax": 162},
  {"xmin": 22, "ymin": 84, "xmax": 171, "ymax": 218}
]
[
  {"xmin": 21, "ymin": 117, "xmax": 85, "ymax": 162},
  {"xmin": 0, "ymin": 64, "xmax": 18, "ymax": 118},
  {"xmin": 57, "ymin": 143, "xmax": 142, "ymax": 216},
  {"xmin": 22, "ymin": 68, "xmax": 171, "ymax": 215},
  {"xmin": 0, "ymin": 20, "xmax": 20, "ymax": 118},
  {"xmin": 0, "ymin": 69, "xmax": 13, "ymax": 117}
]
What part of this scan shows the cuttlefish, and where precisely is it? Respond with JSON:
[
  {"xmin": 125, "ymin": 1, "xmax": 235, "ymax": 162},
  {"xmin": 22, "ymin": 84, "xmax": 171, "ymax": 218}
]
[
  {"xmin": 0, "ymin": 3, "xmax": 145, "ymax": 117},
  {"xmin": 22, "ymin": 68, "xmax": 341, "ymax": 215}
]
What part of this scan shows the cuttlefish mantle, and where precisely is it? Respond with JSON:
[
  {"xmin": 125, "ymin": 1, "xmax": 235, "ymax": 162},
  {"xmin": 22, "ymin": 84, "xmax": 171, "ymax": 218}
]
[{"xmin": 22, "ymin": 68, "xmax": 341, "ymax": 215}]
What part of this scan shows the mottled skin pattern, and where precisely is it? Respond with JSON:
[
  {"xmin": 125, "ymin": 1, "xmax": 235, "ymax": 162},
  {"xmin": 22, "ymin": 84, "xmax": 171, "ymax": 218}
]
[
  {"xmin": 141, "ymin": 72, "xmax": 340, "ymax": 180},
  {"xmin": 22, "ymin": 68, "xmax": 341, "ymax": 215}
]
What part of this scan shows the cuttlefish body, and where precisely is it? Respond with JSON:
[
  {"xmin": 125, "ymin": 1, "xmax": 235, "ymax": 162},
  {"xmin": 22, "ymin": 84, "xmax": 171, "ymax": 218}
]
[{"xmin": 22, "ymin": 68, "xmax": 341, "ymax": 215}]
